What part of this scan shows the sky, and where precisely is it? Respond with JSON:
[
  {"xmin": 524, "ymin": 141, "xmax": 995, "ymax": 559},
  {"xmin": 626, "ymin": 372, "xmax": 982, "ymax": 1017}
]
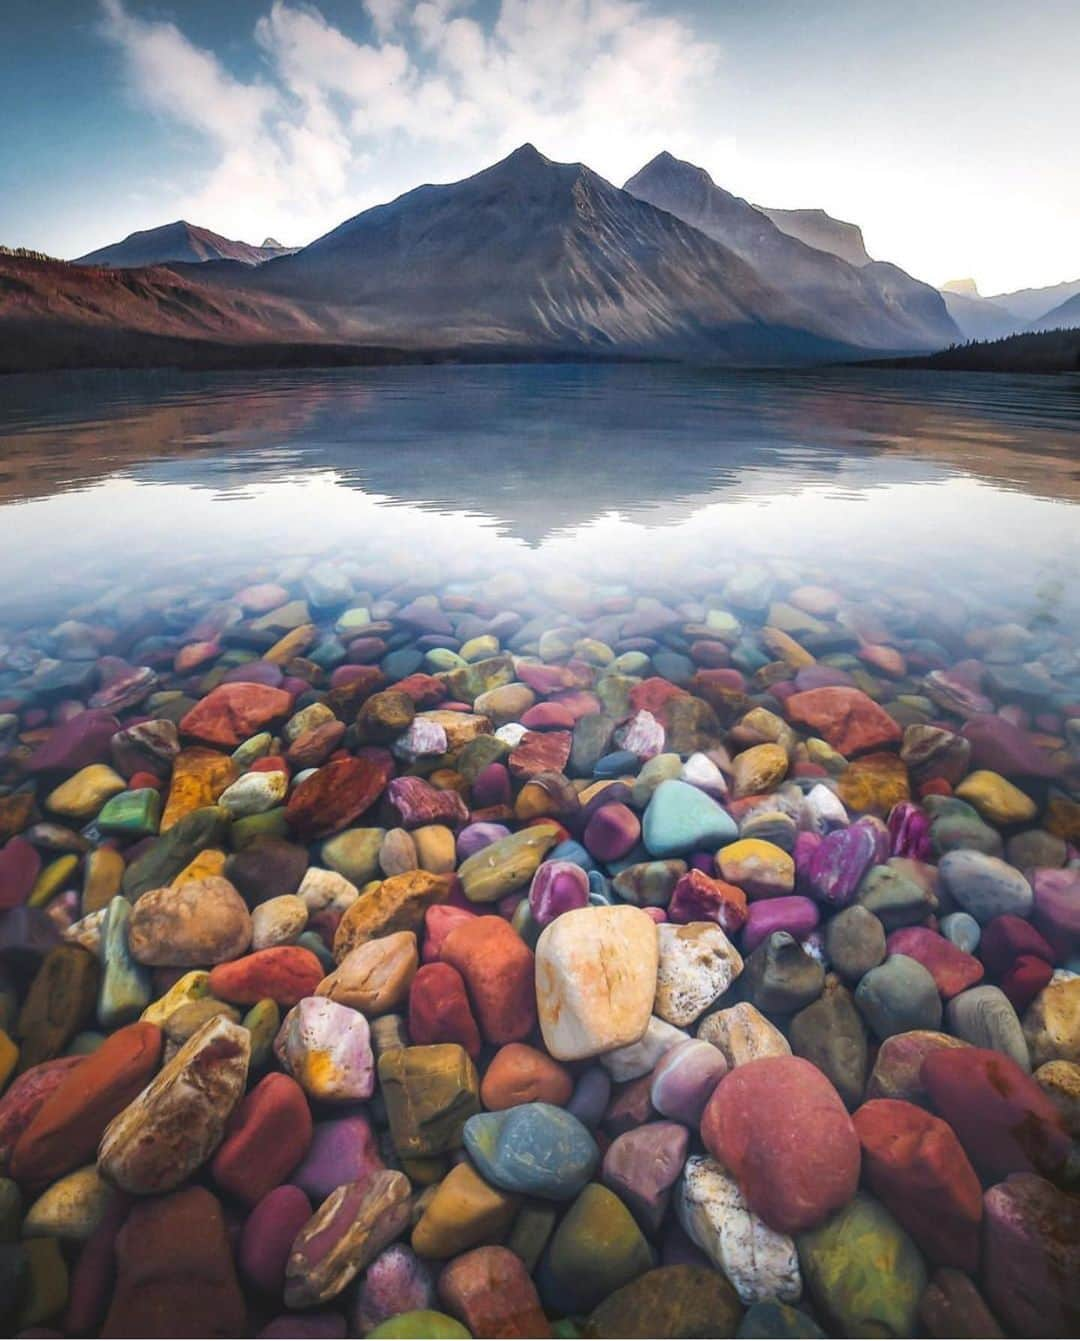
[{"xmin": 2, "ymin": 0, "xmax": 1077, "ymax": 295}]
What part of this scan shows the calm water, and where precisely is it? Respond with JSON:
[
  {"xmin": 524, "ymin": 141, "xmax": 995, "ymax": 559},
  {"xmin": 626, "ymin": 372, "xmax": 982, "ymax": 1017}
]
[{"xmin": 0, "ymin": 364, "xmax": 1078, "ymax": 630}]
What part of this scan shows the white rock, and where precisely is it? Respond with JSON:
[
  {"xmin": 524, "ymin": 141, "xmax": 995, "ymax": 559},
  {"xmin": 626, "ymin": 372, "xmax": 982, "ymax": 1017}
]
[
  {"xmin": 599, "ymin": 1015, "xmax": 688, "ymax": 1082},
  {"xmin": 218, "ymin": 769, "xmax": 288, "ymax": 818},
  {"xmin": 298, "ymin": 866, "xmax": 359, "ymax": 915},
  {"xmin": 495, "ymin": 722, "xmax": 528, "ymax": 747},
  {"xmin": 678, "ymin": 1155, "xmax": 801, "ymax": 1305},
  {"xmin": 681, "ymin": 752, "xmax": 728, "ymax": 798},
  {"xmin": 801, "ymin": 784, "xmax": 850, "ymax": 834},
  {"xmin": 654, "ymin": 922, "xmax": 743, "ymax": 1027}
]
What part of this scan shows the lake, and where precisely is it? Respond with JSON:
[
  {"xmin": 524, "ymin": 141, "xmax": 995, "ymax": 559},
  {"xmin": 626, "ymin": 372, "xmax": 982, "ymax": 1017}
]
[{"xmin": 0, "ymin": 363, "xmax": 1078, "ymax": 1337}]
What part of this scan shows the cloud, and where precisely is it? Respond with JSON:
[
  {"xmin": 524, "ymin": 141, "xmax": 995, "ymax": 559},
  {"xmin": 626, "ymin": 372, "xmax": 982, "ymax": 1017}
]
[{"xmin": 98, "ymin": 0, "xmax": 727, "ymax": 245}]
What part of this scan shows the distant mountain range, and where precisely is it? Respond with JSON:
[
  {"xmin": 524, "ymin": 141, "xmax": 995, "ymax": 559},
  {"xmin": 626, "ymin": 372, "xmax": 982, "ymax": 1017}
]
[
  {"xmin": 932, "ymin": 275, "xmax": 1080, "ymax": 342},
  {"xmin": 76, "ymin": 221, "xmax": 297, "ymax": 268},
  {"xmin": 1, "ymin": 143, "xmax": 1074, "ymax": 373}
]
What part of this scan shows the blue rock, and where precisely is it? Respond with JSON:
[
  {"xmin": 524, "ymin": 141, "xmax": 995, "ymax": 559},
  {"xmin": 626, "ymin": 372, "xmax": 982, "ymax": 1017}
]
[
  {"xmin": 463, "ymin": 1103, "xmax": 599, "ymax": 1201},
  {"xmin": 642, "ymin": 780, "xmax": 737, "ymax": 858},
  {"xmin": 939, "ymin": 911, "xmax": 981, "ymax": 954},
  {"xmin": 548, "ymin": 840, "xmax": 597, "ymax": 873},
  {"xmin": 380, "ymin": 647, "xmax": 424, "ymax": 680},
  {"xmin": 737, "ymin": 1302, "xmax": 826, "ymax": 1338},
  {"xmin": 594, "ymin": 751, "xmax": 639, "ymax": 779},
  {"xmin": 938, "ymin": 850, "xmax": 1033, "ymax": 924}
]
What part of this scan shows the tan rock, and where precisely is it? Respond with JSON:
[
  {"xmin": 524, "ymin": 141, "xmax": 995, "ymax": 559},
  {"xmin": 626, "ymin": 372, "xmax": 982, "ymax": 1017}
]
[
  {"xmin": 654, "ymin": 923, "xmax": 743, "ymax": 1027},
  {"xmin": 128, "ymin": 877, "xmax": 252, "ymax": 967},
  {"xmin": 1034, "ymin": 1059, "xmax": 1080, "ymax": 1137},
  {"xmin": 317, "ymin": 930, "xmax": 419, "ymax": 1015},
  {"xmin": 333, "ymin": 870, "xmax": 451, "ymax": 961},
  {"xmin": 535, "ymin": 905, "xmax": 658, "ymax": 1061},
  {"xmin": 414, "ymin": 825, "xmax": 457, "ymax": 875},
  {"xmin": 251, "ymin": 894, "xmax": 308, "ymax": 950},
  {"xmin": 696, "ymin": 1001, "xmax": 791, "ymax": 1067},
  {"xmin": 412, "ymin": 1161, "xmax": 518, "ymax": 1259},
  {"xmin": 1024, "ymin": 974, "xmax": 1080, "ymax": 1068},
  {"xmin": 23, "ymin": 1164, "xmax": 110, "ymax": 1240}
]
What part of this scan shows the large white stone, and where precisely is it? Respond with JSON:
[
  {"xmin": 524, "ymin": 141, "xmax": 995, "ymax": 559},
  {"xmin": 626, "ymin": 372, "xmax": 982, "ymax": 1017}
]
[{"xmin": 654, "ymin": 922, "xmax": 743, "ymax": 1027}]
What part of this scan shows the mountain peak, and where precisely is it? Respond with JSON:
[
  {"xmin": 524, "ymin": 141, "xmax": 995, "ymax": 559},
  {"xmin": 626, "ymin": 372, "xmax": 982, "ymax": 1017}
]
[
  {"xmin": 942, "ymin": 277, "xmax": 980, "ymax": 297},
  {"xmin": 627, "ymin": 151, "xmax": 718, "ymax": 194}
]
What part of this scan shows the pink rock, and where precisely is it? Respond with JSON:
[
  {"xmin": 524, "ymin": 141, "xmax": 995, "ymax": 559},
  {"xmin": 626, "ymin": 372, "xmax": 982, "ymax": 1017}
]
[
  {"xmin": 290, "ymin": 1116, "xmax": 384, "ymax": 1204},
  {"xmin": 886, "ymin": 927, "xmax": 983, "ymax": 998},
  {"xmin": 742, "ymin": 896, "xmax": 819, "ymax": 953},
  {"xmin": 240, "ymin": 1185, "xmax": 313, "ymax": 1295},
  {"xmin": 388, "ymin": 776, "xmax": 469, "ymax": 829},
  {"xmin": 1031, "ymin": 867, "xmax": 1080, "ymax": 959},
  {"xmin": 962, "ymin": 714, "xmax": 1062, "ymax": 778},
  {"xmin": 601, "ymin": 1121, "xmax": 689, "ymax": 1235},
  {"xmin": 521, "ymin": 703, "xmax": 576, "ymax": 730}
]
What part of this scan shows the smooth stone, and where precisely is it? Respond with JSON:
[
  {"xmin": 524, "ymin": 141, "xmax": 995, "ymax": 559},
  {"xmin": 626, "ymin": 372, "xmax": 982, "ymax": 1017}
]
[
  {"xmin": 380, "ymin": 1044, "xmax": 480, "ymax": 1157},
  {"xmin": 15, "ymin": 943, "xmax": 99, "ymax": 1069},
  {"xmin": 584, "ymin": 1264, "xmax": 744, "ymax": 1340},
  {"xmin": 718, "ymin": 838, "xmax": 795, "ymax": 898},
  {"xmin": 274, "ymin": 996, "xmax": 374, "ymax": 1102},
  {"xmin": 240, "ymin": 1184, "xmax": 313, "ymax": 1296},
  {"xmin": 742, "ymin": 896, "xmax": 819, "ymax": 955},
  {"xmin": 789, "ymin": 977, "xmax": 868, "ymax": 1110},
  {"xmin": 856, "ymin": 857, "xmax": 938, "ymax": 930},
  {"xmin": 436, "ymin": 1244, "xmax": 549, "ymax": 1339},
  {"xmin": 457, "ymin": 824, "xmax": 560, "ymax": 903},
  {"xmin": 855, "ymin": 955, "xmax": 942, "ymax": 1039},
  {"xmin": 316, "ymin": 930, "xmax": 417, "ymax": 1016},
  {"xmin": 642, "ymin": 780, "xmax": 737, "ymax": 858},
  {"xmin": 612, "ymin": 859, "xmax": 686, "ymax": 907},
  {"xmin": 743, "ymin": 931, "xmax": 825, "ymax": 1014},
  {"xmin": 98, "ymin": 895, "xmax": 153, "ymax": 1029},
  {"xmin": 865, "ymin": 1029, "xmax": 970, "ymax": 1105},
  {"xmin": 806, "ymin": 817, "xmax": 888, "ymax": 909},
  {"xmin": 367, "ymin": 1312, "xmax": 468, "ymax": 1340},
  {"xmin": 600, "ymin": 1120, "xmax": 688, "ymax": 1235},
  {"xmin": 441, "ymin": 914, "xmax": 537, "ymax": 1045},
  {"xmin": 22, "ymin": 1163, "xmax": 109, "ymax": 1240},
  {"xmin": 939, "ymin": 910, "xmax": 981, "ymax": 954},
  {"xmin": 737, "ymin": 1301, "xmax": 825, "ymax": 1339},
  {"xmin": 886, "ymin": 926, "xmax": 983, "ymax": 998},
  {"xmin": 465, "ymin": 1101, "xmax": 598, "ymax": 1201},
  {"xmin": 946, "ymin": 984, "xmax": 1030, "ymax": 1070},
  {"xmin": 411, "ymin": 1160, "xmax": 518, "ymax": 1259},
  {"xmin": 650, "ymin": 1037, "xmax": 728, "ymax": 1124},
  {"xmin": 824, "ymin": 905, "xmax": 887, "ymax": 982},
  {"xmin": 211, "ymin": 1071, "xmax": 312, "ymax": 1205},
  {"xmin": 252, "ymin": 894, "xmax": 309, "ymax": 950},
  {"xmin": 678, "ymin": 1154, "xmax": 801, "ymax": 1306},
  {"xmin": 937, "ymin": 850, "xmax": 1034, "ymax": 924},
  {"xmin": 599, "ymin": 1015, "xmax": 689, "ymax": 1082},
  {"xmin": 128, "ymin": 876, "xmax": 252, "ymax": 967},
  {"xmin": 538, "ymin": 1182, "xmax": 654, "ymax": 1314}
]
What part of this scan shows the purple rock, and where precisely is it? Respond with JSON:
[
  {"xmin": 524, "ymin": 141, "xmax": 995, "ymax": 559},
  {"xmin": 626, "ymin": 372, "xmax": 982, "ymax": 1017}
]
[
  {"xmin": 0, "ymin": 836, "xmax": 41, "ymax": 911},
  {"xmin": 89, "ymin": 663, "xmax": 157, "ymax": 711},
  {"xmin": 240, "ymin": 1184, "xmax": 312, "ymax": 1295},
  {"xmin": 567, "ymin": 1066, "xmax": 611, "ymax": 1127},
  {"xmin": 290, "ymin": 1116, "xmax": 384, "ymax": 1203},
  {"xmin": 742, "ymin": 895, "xmax": 820, "ymax": 954},
  {"xmin": 343, "ymin": 638, "xmax": 387, "ymax": 665},
  {"xmin": 649, "ymin": 1039, "xmax": 727, "ymax": 1125},
  {"xmin": 387, "ymin": 776, "xmax": 469, "ymax": 830},
  {"xmin": 962, "ymin": 714, "xmax": 1062, "ymax": 779},
  {"xmin": 26, "ymin": 708, "xmax": 120, "ymax": 773},
  {"xmin": 793, "ymin": 831, "xmax": 823, "ymax": 890},
  {"xmin": 888, "ymin": 801, "xmax": 931, "ymax": 859},
  {"xmin": 529, "ymin": 859, "xmax": 590, "ymax": 927},
  {"xmin": 689, "ymin": 852, "xmax": 715, "ymax": 874},
  {"xmin": 1031, "ymin": 867, "xmax": 1080, "ymax": 959},
  {"xmin": 456, "ymin": 822, "xmax": 511, "ymax": 863},
  {"xmin": 393, "ymin": 718, "xmax": 448, "ymax": 761},
  {"xmin": 582, "ymin": 803, "xmax": 641, "ymax": 863},
  {"xmin": 0, "ymin": 906, "xmax": 62, "ymax": 983},
  {"xmin": 350, "ymin": 1244, "xmax": 435, "ymax": 1335},
  {"xmin": 806, "ymin": 816, "xmax": 889, "ymax": 907},
  {"xmin": 471, "ymin": 762, "xmax": 511, "ymax": 809},
  {"xmin": 982, "ymin": 1173, "xmax": 1080, "ymax": 1337},
  {"xmin": 660, "ymin": 1219, "xmax": 713, "ymax": 1269},
  {"xmin": 601, "ymin": 1120, "xmax": 688, "ymax": 1234}
]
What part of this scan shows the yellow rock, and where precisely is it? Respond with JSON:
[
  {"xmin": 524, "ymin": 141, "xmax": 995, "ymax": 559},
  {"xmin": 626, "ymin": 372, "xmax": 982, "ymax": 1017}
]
[
  {"xmin": 1034, "ymin": 1059, "xmax": 1080, "ymax": 1137},
  {"xmin": 806, "ymin": 737, "xmax": 848, "ymax": 774},
  {"xmin": 29, "ymin": 853, "xmax": 80, "ymax": 908},
  {"xmin": 46, "ymin": 764, "xmax": 126, "ymax": 821},
  {"xmin": 412, "ymin": 1160, "xmax": 519, "ymax": 1258},
  {"xmin": 161, "ymin": 748, "xmax": 237, "ymax": 831},
  {"xmin": 1023, "ymin": 976, "xmax": 1080, "ymax": 1068},
  {"xmin": 536, "ymin": 905, "xmax": 658, "ymax": 1061},
  {"xmin": 141, "ymin": 970, "xmax": 211, "ymax": 1026},
  {"xmin": 251, "ymin": 599, "xmax": 311, "ymax": 632},
  {"xmin": 418, "ymin": 711, "xmax": 492, "ymax": 751},
  {"xmin": 333, "ymin": 870, "xmax": 452, "ymax": 959},
  {"xmin": 0, "ymin": 1027, "xmax": 18, "ymax": 1089},
  {"xmin": 731, "ymin": 743, "xmax": 789, "ymax": 799},
  {"xmin": 23, "ymin": 1164, "xmax": 109, "ymax": 1240},
  {"xmin": 171, "ymin": 848, "xmax": 228, "ymax": 886},
  {"xmin": 82, "ymin": 846, "xmax": 125, "ymax": 915},
  {"xmin": 955, "ymin": 770, "xmax": 1037, "ymax": 826},
  {"xmin": 17, "ymin": 1237, "xmax": 68, "ymax": 1329},
  {"xmin": 716, "ymin": 839, "xmax": 795, "ymax": 898},
  {"xmin": 1045, "ymin": 795, "xmax": 1080, "ymax": 843},
  {"xmin": 265, "ymin": 623, "xmax": 318, "ymax": 665},
  {"xmin": 761, "ymin": 626, "xmax": 815, "ymax": 670},
  {"xmin": 413, "ymin": 825, "xmax": 457, "ymax": 875},
  {"xmin": 836, "ymin": 752, "xmax": 910, "ymax": 817}
]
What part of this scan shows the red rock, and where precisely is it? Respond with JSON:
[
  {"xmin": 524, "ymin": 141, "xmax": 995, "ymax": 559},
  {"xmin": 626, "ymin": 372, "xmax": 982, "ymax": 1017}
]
[
  {"xmin": 388, "ymin": 776, "xmax": 470, "ymax": 829},
  {"xmin": 208, "ymin": 947, "xmax": 324, "ymax": 1007},
  {"xmin": 0, "ymin": 1055, "xmax": 83, "ymax": 1173},
  {"xmin": 325, "ymin": 666, "xmax": 385, "ymax": 719},
  {"xmin": 480, "ymin": 1043, "xmax": 573, "ymax": 1110},
  {"xmin": 250, "ymin": 754, "xmax": 290, "ymax": 774},
  {"xmin": 630, "ymin": 677, "xmax": 689, "ymax": 714},
  {"xmin": 440, "ymin": 915, "xmax": 537, "ymax": 1046},
  {"xmin": 11, "ymin": 1021, "xmax": 162, "ymax": 1185},
  {"xmin": 422, "ymin": 904, "xmax": 479, "ymax": 963},
  {"xmin": 128, "ymin": 770, "xmax": 162, "ymax": 791},
  {"xmin": 701, "ymin": 1055, "xmax": 861, "ymax": 1234},
  {"xmin": 885, "ymin": 927, "xmax": 983, "ymax": 998},
  {"xmin": 508, "ymin": 730, "xmax": 572, "ymax": 780},
  {"xmin": 0, "ymin": 836, "xmax": 41, "ymax": 911},
  {"xmin": 785, "ymin": 687, "xmax": 902, "ymax": 756},
  {"xmin": 979, "ymin": 914, "xmax": 1054, "ymax": 978},
  {"xmin": 921, "ymin": 1046, "xmax": 1070, "ymax": 1182},
  {"xmin": 389, "ymin": 672, "xmax": 446, "ymax": 707},
  {"xmin": 548, "ymin": 689, "xmax": 602, "ymax": 721},
  {"xmin": 668, "ymin": 869, "xmax": 748, "ymax": 934},
  {"xmin": 285, "ymin": 754, "xmax": 391, "ymax": 839},
  {"xmin": 919, "ymin": 1267, "xmax": 1004, "ymax": 1339},
  {"xmin": 865, "ymin": 1030, "xmax": 969, "ymax": 1105},
  {"xmin": 212, "ymin": 1073, "xmax": 312, "ymax": 1205},
  {"xmin": 521, "ymin": 703, "xmax": 576, "ymax": 730},
  {"xmin": 179, "ymin": 682, "xmax": 293, "ymax": 748},
  {"xmin": 26, "ymin": 708, "xmax": 120, "ymax": 773},
  {"xmin": 982, "ymin": 1173, "xmax": 1080, "ymax": 1337},
  {"xmin": 286, "ymin": 720, "xmax": 346, "ymax": 769},
  {"xmin": 852, "ymin": 1098, "xmax": 982, "ymax": 1270},
  {"xmin": 999, "ymin": 954, "xmax": 1055, "ymax": 1013},
  {"xmin": 103, "ymin": 1185, "xmax": 246, "ymax": 1338},
  {"xmin": 438, "ymin": 1245, "xmax": 551, "ymax": 1339},
  {"xmin": 238, "ymin": 1185, "xmax": 313, "ymax": 1297},
  {"xmin": 408, "ymin": 962, "xmax": 482, "ymax": 1059}
]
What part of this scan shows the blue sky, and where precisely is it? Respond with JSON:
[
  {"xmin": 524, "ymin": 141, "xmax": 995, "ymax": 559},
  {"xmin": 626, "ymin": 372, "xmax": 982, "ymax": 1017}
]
[{"xmin": 2, "ymin": 0, "xmax": 1077, "ymax": 293}]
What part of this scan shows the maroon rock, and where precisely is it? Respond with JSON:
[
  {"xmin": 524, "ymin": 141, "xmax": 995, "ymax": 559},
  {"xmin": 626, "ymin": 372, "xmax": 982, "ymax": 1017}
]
[
  {"xmin": 979, "ymin": 914, "xmax": 1055, "ymax": 978},
  {"xmin": 886, "ymin": 927, "xmax": 983, "ymax": 998},
  {"xmin": 508, "ymin": 730, "xmax": 572, "ymax": 779},
  {"xmin": 852, "ymin": 1098, "xmax": 982, "ymax": 1270},
  {"xmin": 408, "ymin": 962, "xmax": 482, "ymax": 1059},
  {"xmin": 919, "ymin": 1268, "xmax": 1004, "ymax": 1339},
  {"xmin": 26, "ymin": 708, "xmax": 120, "ymax": 773},
  {"xmin": 961, "ymin": 714, "xmax": 1062, "ymax": 778},
  {"xmin": 701, "ymin": 1055, "xmax": 861, "ymax": 1234},
  {"xmin": 521, "ymin": 703, "xmax": 576, "ymax": 730},
  {"xmin": 583, "ymin": 803, "xmax": 641, "ymax": 863},
  {"xmin": 291, "ymin": 1116, "xmax": 384, "ymax": 1204},
  {"xmin": 285, "ymin": 754, "xmax": 391, "ymax": 839},
  {"xmin": 66, "ymin": 1189, "xmax": 131, "ymax": 1335},
  {"xmin": 239, "ymin": 1184, "xmax": 313, "ymax": 1297},
  {"xmin": 212, "ymin": 1073, "xmax": 313, "ymax": 1206},
  {"xmin": 921, "ymin": 1046, "xmax": 1070, "ymax": 1182},
  {"xmin": 0, "ymin": 836, "xmax": 41, "ymax": 911},
  {"xmin": 982, "ymin": 1173, "xmax": 1080, "ymax": 1337},
  {"xmin": 603, "ymin": 1073, "xmax": 658, "ymax": 1136},
  {"xmin": 387, "ymin": 776, "xmax": 469, "ymax": 830},
  {"xmin": 668, "ymin": 869, "xmax": 748, "ymax": 934},
  {"xmin": 999, "ymin": 954, "xmax": 1055, "ymax": 1012}
]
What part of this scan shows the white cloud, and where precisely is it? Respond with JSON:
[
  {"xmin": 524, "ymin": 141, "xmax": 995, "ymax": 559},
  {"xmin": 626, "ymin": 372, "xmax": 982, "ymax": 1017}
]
[{"xmin": 98, "ymin": 0, "xmax": 729, "ymax": 246}]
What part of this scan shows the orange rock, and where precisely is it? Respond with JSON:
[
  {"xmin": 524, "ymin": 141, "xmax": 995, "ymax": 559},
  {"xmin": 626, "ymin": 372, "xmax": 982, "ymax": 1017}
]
[
  {"xmin": 179, "ymin": 682, "xmax": 293, "ymax": 749},
  {"xmin": 208, "ymin": 947, "xmax": 324, "ymax": 1007},
  {"xmin": 441, "ymin": 916, "xmax": 537, "ymax": 1045},
  {"xmin": 10, "ymin": 1021, "xmax": 162, "ymax": 1185},
  {"xmin": 480, "ymin": 1043, "xmax": 573, "ymax": 1110},
  {"xmin": 160, "ymin": 748, "xmax": 237, "ymax": 832},
  {"xmin": 785, "ymin": 686, "xmax": 901, "ymax": 757}
]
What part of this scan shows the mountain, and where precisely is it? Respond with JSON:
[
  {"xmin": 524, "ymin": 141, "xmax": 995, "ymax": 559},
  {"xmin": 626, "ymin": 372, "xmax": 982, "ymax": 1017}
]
[
  {"xmin": 942, "ymin": 278, "xmax": 980, "ymax": 297},
  {"xmin": 0, "ymin": 251, "xmax": 324, "ymax": 373},
  {"xmin": 624, "ymin": 152, "xmax": 957, "ymax": 350},
  {"xmin": 757, "ymin": 206, "xmax": 872, "ymax": 268},
  {"xmin": 989, "ymin": 277, "xmax": 1080, "ymax": 323},
  {"xmin": 939, "ymin": 290, "xmax": 1022, "ymax": 342},
  {"xmin": 1028, "ymin": 291, "xmax": 1080, "ymax": 332},
  {"xmin": 75, "ymin": 221, "xmax": 297, "ymax": 268},
  {"xmin": 251, "ymin": 144, "xmax": 863, "ymax": 360}
]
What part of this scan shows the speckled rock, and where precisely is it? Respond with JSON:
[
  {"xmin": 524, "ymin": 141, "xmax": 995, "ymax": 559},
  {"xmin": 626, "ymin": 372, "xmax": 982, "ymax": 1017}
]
[
  {"xmin": 696, "ymin": 1001, "xmax": 791, "ymax": 1067},
  {"xmin": 127, "ymin": 876, "xmax": 252, "ymax": 967},
  {"xmin": 654, "ymin": 922, "xmax": 743, "ymax": 1027},
  {"xmin": 273, "ymin": 996, "xmax": 374, "ymax": 1103}
]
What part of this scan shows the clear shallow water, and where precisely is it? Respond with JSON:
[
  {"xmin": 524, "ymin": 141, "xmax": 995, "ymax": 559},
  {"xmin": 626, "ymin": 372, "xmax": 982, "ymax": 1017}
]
[{"xmin": 0, "ymin": 364, "xmax": 1078, "ymax": 629}]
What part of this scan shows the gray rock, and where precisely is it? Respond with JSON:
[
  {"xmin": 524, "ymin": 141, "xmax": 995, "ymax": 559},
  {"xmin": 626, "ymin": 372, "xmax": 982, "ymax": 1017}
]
[
  {"xmin": 855, "ymin": 955, "xmax": 942, "ymax": 1040},
  {"xmin": 946, "ymin": 985, "xmax": 1031, "ymax": 1072},
  {"xmin": 938, "ymin": 851, "xmax": 1033, "ymax": 924},
  {"xmin": 825, "ymin": 906, "xmax": 886, "ymax": 983}
]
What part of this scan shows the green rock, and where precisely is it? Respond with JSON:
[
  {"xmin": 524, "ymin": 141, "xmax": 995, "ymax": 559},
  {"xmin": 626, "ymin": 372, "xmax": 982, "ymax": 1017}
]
[
  {"xmin": 797, "ymin": 1193, "xmax": 926, "ymax": 1338},
  {"xmin": 18, "ymin": 1236, "xmax": 68, "ymax": 1328},
  {"xmin": 857, "ymin": 859, "xmax": 938, "ymax": 930},
  {"xmin": 425, "ymin": 648, "xmax": 466, "ymax": 672},
  {"xmin": 379, "ymin": 1044, "xmax": 480, "ymax": 1157},
  {"xmin": 232, "ymin": 732, "xmax": 273, "ymax": 767},
  {"xmin": 66, "ymin": 1031, "xmax": 105, "ymax": 1055},
  {"xmin": 456, "ymin": 735, "xmax": 510, "ymax": 782},
  {"xmin": 458, "ymin": 825, "xmax": 560, "ymax": 903},
  {"xmin": 568, "ymin": 714, "xmax": 616, "ymax": 778},
  {"xmin": 507, "ymin": 1201, "xmax": 558, "ymax": 1273},
  {"xmin": 595, "ymin": 675, "xmax": 639, "ymax": 719},
  {"xmin": 96, "ymin": 789, "xmax": 161, "ymax": 838},
  {"xmin": 367, "ymin": 1312, "xmax": 471, "ymax": 1339},
  {"xmin": 924, "ymin": 797, "xmax": 1003, "ymax": 858},
  {"xmin": 335, "ymin": 607, "xmax": 371, "ymax": 637},
  {"xmin": 611, "ymin": 652, "xmax": 650, "ymax": 676},
  {"xmin": 438, "ymin": 654, "xmax": 515, "ymax": 704},
  {"xmin": 584, "ymin": 1264, "xmax": 743, "ymax": 1339},
  {"xmin": 232, "ymin": 807, "xmax": 288, "ymax": 847},
  {"xmin": 321, "ymin": 827, "xmax": 385, "ymax": 885},
  {"xmin": 539, "ymin": 1183, "xmax": 654, "ymax": 1314},
  {"xmin": 122, "ymin": 806, "xmax": 229, "ymax": 900},
  {"xmin": 242, "ymin": 998, "xmax": 281, "ymax": 1070},
  {"xmin": 630, "ymin": 754, "xmax": 682, "ymax": 809},
  {"xmin": 612, "ymin": 860, "xmax": 686, "ymax": 907},
  {"xmin": 98, "ymin": 896, "xmax": 152, "ymax": 1029}
]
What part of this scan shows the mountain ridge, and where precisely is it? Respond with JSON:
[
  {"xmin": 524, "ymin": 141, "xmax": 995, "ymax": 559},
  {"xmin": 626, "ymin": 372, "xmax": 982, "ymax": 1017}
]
[{"xmin": 75, "ymin": 220, "xmax": 297, "ymax": 268}]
